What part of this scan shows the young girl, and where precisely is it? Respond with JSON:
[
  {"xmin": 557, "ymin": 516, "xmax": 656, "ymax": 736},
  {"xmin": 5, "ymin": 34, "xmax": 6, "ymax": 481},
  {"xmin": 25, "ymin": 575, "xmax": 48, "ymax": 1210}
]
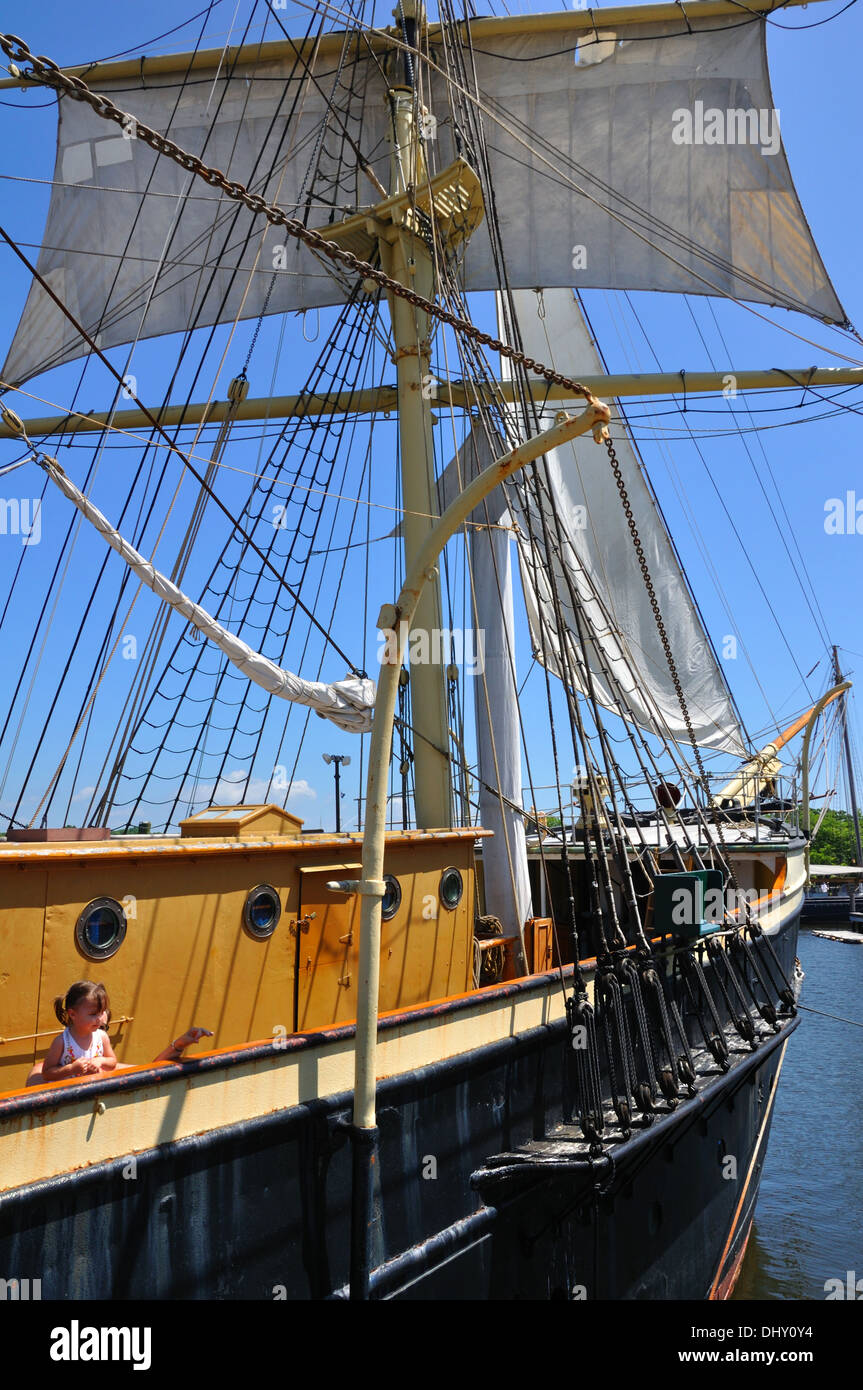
[
  {"xmin": 42, "ymin": 980, "xmax": 117, "ymax": 1082},
  {"xmin": 35, "ymin": 980, "xmax": 214, "ymax": 1085}
]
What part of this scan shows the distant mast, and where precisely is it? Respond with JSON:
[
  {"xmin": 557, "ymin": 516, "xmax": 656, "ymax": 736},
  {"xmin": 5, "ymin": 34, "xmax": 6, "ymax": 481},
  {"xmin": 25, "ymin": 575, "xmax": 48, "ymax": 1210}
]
[{"xmin": 833, "ymin": 646, "xmax": 863, "ymax": 867}]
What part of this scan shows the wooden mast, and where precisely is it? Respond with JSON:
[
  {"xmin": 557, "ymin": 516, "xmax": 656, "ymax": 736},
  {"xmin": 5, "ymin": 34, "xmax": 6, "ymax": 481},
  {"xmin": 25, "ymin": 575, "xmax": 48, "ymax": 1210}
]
[{"xmin": 377, "ymin": 1, "xmax": 451, "ymax": 830}]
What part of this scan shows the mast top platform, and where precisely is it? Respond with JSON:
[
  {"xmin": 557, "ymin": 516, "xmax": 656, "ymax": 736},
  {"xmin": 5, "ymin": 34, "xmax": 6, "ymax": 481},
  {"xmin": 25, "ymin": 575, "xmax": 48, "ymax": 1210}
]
[{"xmin": 315, "ymin": 157, "xmax": 483, "ymax": 262}]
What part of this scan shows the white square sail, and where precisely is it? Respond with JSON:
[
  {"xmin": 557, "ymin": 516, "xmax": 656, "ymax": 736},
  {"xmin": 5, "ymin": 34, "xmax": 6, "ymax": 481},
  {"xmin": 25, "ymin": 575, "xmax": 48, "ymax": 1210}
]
[{"xmin": 3, "ymin": 12, "xmax": 843, "ymax": 385}]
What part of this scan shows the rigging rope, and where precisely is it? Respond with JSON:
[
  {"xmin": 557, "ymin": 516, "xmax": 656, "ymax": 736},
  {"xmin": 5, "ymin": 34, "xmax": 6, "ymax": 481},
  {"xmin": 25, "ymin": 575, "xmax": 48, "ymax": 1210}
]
[
  {"xmin": 0, "ymin": 228, "xmax": 364, "ymax": 679},
  {"xmin": 118, "ymin": 285, "xmax": 378, "ymax": 826},
  {"xmin": 0, "ymin": 3, "xmax": 241, "ymax": 823}
]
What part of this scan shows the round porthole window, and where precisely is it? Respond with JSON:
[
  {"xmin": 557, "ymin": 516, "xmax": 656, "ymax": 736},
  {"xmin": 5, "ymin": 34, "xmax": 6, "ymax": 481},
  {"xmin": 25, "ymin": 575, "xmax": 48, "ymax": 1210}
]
[
  {"xmin": 381, "ymin": 875, "xmax": 402, "ymax": 921},
  {"xmin": 243, "ymin": 884, "xmax": 282, "ymax": 939},
  {"xmin": 75, "ymin": 897, "xmax": 127, "ymax": 960},
  {"xmin": 439, "ymin": 867, "xmax": 463, "ymax": 911}
]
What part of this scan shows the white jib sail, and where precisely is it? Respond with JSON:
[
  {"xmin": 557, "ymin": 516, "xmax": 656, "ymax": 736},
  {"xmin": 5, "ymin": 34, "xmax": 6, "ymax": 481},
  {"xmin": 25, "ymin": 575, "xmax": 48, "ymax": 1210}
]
[
  {"xmin": 501, "ymin": 289, "xmax": 747, "ymax": 758},
  {"xmin": 40, "ymin": 457, "xmax": 375, "ymax": 733},
  {"xmin": 4, "ymin": 14, "xmax": 844, "ymax": 384}
]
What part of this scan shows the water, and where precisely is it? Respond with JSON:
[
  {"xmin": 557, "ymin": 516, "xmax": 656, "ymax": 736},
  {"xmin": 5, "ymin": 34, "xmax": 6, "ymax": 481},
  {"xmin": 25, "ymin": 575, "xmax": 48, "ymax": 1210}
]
[{"xmin": 732, "ymin": 929, "xmax": 863, "ymax": 1300}]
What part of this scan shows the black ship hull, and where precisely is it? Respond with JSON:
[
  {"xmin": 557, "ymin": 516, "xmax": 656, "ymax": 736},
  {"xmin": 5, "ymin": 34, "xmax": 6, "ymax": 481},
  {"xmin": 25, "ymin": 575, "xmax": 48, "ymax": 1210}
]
[
  {"xmin": 0, "ymin": 906, "xmax": 799, "ymax": 1301},
  {"xmin": 801, "ymin": 892, "xmax": 861, "ymax": 926}
]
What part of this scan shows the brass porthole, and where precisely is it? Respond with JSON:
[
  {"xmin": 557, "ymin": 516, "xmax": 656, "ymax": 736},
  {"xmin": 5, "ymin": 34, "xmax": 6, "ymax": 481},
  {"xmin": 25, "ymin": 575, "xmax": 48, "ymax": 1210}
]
[
  {"xmin": 75, "ymin": 897, "xmax": 128, "ymax": 960},
  {"xmin": 243, "ymin": 884, "xmax": 282, "ymax": 939},
  {"xmin": 439, "ymin": 867, "xmax": 463, "ymax": 911},
  {"xmin": 381, "ymin": 875, "xmax": 402, "ymax": 921}
]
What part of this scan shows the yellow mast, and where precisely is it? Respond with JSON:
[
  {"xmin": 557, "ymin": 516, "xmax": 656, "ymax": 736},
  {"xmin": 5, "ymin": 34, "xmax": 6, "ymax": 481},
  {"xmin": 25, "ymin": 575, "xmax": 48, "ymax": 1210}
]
[{"xmin": 377, "ymin": 20, "xmax": 451, "ymax": 829}]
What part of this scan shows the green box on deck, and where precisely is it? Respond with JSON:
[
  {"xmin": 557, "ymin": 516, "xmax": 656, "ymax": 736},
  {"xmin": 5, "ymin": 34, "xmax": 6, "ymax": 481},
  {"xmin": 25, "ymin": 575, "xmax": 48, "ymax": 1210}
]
[{"xmin": 653, "ymin": 869, "xmax": 725, "ymax": 940}]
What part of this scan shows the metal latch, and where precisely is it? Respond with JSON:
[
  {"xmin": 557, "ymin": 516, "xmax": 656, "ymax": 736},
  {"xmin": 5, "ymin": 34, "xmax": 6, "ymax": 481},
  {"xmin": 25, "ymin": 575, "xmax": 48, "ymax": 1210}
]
[{"xmin": 289, "ymin": 912, "xmax": 316, "ymax": 937}]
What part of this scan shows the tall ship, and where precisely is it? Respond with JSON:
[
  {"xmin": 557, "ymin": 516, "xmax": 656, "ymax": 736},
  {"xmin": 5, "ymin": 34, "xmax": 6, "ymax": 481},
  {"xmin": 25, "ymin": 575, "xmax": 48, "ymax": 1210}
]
[{"xmin": 0, "ymin": 0, "xmax": 859, "ymax": 1300}]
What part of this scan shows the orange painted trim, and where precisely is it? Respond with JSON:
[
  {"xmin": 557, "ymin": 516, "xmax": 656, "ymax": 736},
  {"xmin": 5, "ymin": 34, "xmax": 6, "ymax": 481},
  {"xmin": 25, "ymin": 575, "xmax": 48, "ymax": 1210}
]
[
  {"xmin": 727, "ymin": 886, "xmax": 785, "ymax": 919},
  {"xmin": 707, "ymin": 1040, "xmax": 789, "ymax": 1299},
  {"xmin": 713, "ymin": 1221, "xmax": 753, "ymax": 1301},
  {"xmin": 3, "ymin": 1056, "xmax": 223, "ymax": 1098}
]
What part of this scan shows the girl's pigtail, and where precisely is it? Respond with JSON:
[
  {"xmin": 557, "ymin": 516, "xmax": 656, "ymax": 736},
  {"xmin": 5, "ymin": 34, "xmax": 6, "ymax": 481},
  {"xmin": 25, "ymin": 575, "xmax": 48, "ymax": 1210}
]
[{"xmin": 53, "ymin": 994, "xmax": 68, "ymax": 1026}]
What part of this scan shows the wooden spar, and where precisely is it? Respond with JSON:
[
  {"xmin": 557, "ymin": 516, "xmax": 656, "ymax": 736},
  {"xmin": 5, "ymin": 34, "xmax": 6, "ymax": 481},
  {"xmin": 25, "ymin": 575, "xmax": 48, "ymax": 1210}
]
[
  {"xmin": 5, "ymin": 366, "xmax": 863, "ymax": 442},
  {"xmin": 0, "ymin": 0, "xmax": 827, "ymax": 89},
  {"xmin": 714, "ymin": 685, "xmax": 851, "ymax": 808}
]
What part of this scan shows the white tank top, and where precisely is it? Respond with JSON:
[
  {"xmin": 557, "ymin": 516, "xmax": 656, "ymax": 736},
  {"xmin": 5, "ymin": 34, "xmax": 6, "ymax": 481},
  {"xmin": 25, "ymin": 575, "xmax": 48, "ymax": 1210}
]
[{"xmin": 59, "ymin": 1026, "xmax": 106, "ymax": 1066}]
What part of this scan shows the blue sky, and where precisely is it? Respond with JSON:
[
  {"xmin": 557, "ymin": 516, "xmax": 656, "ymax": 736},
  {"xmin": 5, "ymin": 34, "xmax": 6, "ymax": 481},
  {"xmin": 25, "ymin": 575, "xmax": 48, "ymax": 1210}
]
[{"xmin": 0, "ymin": 0, "xmax": 861, "ymax": 832}]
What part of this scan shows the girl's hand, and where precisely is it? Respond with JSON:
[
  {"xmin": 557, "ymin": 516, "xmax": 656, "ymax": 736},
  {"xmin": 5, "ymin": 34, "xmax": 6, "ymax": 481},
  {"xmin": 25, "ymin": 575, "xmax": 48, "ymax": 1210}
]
[
  {"xmin": 70, "ymin": 1058, "xmax": 99, "ymax": 1076},
  {"xmin": 174, "ymin": 1026, "xmax": 214, "ymax": 1050}
]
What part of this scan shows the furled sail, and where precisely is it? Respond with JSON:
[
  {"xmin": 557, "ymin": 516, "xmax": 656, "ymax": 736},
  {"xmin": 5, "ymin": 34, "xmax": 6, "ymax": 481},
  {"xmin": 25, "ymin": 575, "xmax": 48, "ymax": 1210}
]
[
  {"xmin": 37, "ymin": 456, "xmax": 375, "ymax": 732},
  {"xmin": 502, "ymin": 288, "xmax": 747, "ymax": 757},
  {"xmin": 473, "ymin": 505, "xmax": 533, "ymax": 940},
  {"xmin": 4, "ymin": 13, "xmax": 844, "ymax": 384},
  {"xmin": 386, "ymin": 436, "xmax": 531, "ymax": 937},
  {"xmin": 451, "ymin": 431, "xmax": 532, "ymax": 939}
]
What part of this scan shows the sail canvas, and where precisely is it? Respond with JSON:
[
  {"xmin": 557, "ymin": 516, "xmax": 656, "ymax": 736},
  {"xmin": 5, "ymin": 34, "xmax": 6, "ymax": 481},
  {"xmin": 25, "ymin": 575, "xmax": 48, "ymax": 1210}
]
[
  {"xmin": 436, "ymin": 428, "xmax": 534, "ymax": 937},
  {"xmin": 500, "ymin": 288, "xmax": 747, "ymax": 757},
  {"xmin": 3, "ymin": 13, "xmax": 843, "ymax": 385}
]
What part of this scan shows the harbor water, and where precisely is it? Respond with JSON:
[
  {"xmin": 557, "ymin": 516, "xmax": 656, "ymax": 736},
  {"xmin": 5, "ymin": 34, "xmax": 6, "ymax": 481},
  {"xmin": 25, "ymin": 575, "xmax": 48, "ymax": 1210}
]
[{"xmin": 733, "ymin": 928, "xmax": 863, "ymax": 1300}]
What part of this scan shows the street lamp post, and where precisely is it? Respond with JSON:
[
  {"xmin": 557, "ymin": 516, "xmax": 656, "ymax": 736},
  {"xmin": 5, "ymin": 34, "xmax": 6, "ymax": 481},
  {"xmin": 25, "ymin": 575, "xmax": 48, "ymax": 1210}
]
[{"xmin": 322, "ymin": 753, "xmax": 351, "ymax": 833}]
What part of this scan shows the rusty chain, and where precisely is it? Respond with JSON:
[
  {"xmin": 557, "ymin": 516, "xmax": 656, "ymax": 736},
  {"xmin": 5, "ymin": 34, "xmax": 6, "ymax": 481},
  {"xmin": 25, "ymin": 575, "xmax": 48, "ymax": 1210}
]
[
  {"xmin": 0, "ymin": 33, "xmax": 596, "ymax": 404},
  {"xmin": 602, "ymin": 433, "xmax": 747, "ymax": 902},
  {"xmin": 604, "ymin": 441, "xmax": 799, "ymax": 1011}
]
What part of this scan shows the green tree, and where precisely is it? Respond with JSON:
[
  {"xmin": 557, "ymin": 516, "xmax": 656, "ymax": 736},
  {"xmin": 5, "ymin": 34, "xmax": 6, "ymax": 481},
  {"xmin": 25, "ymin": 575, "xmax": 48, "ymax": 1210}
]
[{"xmin": 807, "ymin": 808, "xmax": 863, "ymax": 865}]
